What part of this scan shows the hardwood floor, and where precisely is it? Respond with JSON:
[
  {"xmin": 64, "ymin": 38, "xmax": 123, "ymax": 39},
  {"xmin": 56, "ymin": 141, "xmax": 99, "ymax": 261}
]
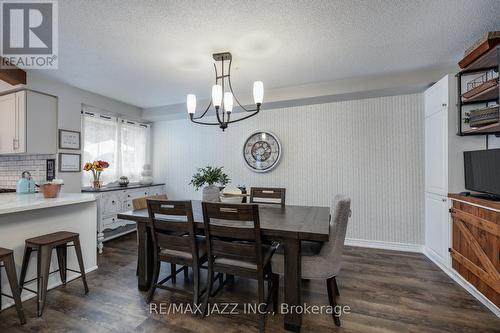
[{"xmin": 0, "ymin": 233, "xmax": 499, "ymax": 332}]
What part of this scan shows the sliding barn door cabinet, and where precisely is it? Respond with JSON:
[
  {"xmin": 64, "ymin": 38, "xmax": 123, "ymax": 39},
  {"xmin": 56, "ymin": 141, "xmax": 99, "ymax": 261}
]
[{"xmin": 449, "ymin": 194, "xmax": 500, "ymax": 307}]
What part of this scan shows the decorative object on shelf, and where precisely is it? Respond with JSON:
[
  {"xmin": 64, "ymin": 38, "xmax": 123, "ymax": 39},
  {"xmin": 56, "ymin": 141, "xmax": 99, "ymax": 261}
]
[
  {"xmin": 462, "ymin": 71, "xmax": 499, "ymax": 101},
  {"xmin": 468, "ymin": 105, "xmax": 500, "ymax": 127},
  {"xmin": 190, "ymin": 166, "xmax": 230, "ymax": 202},
  {"xmin": 186, "ymin": 52, "xmax": 264, "ymax": 131},
  {"xmin": 16, "ymin": 171, "xmax": 36, "ymax": 194},
  {"xmin": 119, "ymin": 176, "xmax": 130, "ymax": 187},
  {"xmin": 46, "ymin": 159, "xmax": 56, "ymax": 181},
  {"xmin": 456, "ymin": 31, "xmax": 500, "ymax": 136},
  {"xmin": 243, "ymin": 131, "xmax": 282, "ymax": 173},
  {"xmin": 59, "ymin": 153, "xmax": 81, "ymax": 172},
  {"xmin": 83, "ymin": 160, "xmax": 109, "ymax": 189},
  {"xmin": 58, "ymin": 129, "xmax": 81, "ymax": 150},
  {"xmin": 39, "ymin": 179, "xmax": 63, "ymax": 198},
  {"xmin": 459, "ymin": 31, "xmax": 500, "ymax": 68},
  {"xmin": 139, "ymin": 164, "xmax": 154, "ymax": 185}
]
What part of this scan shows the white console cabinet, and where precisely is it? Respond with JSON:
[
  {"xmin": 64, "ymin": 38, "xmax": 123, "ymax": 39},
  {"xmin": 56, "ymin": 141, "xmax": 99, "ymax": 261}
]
[{"xmin": 92, "ymin": 184, "xmax": 166, "ymax": 253}]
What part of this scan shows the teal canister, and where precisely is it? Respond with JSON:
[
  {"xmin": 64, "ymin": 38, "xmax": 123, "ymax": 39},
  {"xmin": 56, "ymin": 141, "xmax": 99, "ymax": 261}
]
[{"xmin": 16, "ymin": 171, "xmax": 36, "ymax": 193}]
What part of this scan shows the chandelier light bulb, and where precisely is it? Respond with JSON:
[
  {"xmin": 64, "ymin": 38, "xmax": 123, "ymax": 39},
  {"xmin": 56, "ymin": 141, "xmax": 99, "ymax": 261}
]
[
  {"xmin": 212, "ymin": 85, "xmax": 222, "ymax": 107},
  {"xmin": 186, "ymin": 94, "xmax": 196, "ymax": 114},
  {"xmin": 253, "ymin": 81, "xmax": 264, "ymax": 104},
  {"xmin": 224, "ymin": 92, "xmax": 233, "ymax": 113}
]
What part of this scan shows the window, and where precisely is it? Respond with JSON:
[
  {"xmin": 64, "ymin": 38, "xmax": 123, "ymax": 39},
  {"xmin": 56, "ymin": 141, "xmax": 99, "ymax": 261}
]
[{"xmin": 82, "ymin": 107, "xmax": 150, "ymax": 186}]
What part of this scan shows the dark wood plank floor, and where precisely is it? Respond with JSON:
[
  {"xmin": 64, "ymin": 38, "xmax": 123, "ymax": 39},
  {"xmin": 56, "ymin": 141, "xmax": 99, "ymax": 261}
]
[{"xmin": 1, "ymin": 233, "xmax": 499, "ymax": 333}]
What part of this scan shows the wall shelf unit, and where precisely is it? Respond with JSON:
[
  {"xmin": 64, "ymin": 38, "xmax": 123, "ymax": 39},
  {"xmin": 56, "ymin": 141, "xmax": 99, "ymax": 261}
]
[{"xmin": 456, "ymin": 45, "xmax": 499, "ymax": 136}]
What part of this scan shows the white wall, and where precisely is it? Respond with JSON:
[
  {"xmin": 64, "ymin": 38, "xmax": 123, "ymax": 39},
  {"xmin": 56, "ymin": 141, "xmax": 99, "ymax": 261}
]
[
  {"xmin": 26, "ymin": 73, "xmax": 143, "ymax": 192},
  {"xmin": 152, "ymin": 94, "xmax": 424, "ymax": 245}
]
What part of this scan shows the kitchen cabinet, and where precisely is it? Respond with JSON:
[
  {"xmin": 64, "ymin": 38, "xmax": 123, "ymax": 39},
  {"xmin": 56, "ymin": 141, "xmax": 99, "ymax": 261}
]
[
  {"xmin": 0, "ymin": 90, "xmax": 57, "ymax": 155},
  {"xmin": 425, "ymin": 192, "xmax": 451, "ymax": 267},
  {"xmin": 424, "ymin": 75, "xmax": 454, "ymax": 269}
]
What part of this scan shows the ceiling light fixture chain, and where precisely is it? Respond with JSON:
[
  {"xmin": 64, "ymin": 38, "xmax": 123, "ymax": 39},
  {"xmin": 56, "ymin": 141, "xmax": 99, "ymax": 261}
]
[{"xmin": 187, "ymin": 52, "xmax": 264, "ymax": 131}]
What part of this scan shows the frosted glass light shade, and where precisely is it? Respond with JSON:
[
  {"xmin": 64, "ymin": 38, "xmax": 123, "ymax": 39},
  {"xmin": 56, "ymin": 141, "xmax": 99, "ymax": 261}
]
[
  {"xmin": 187, "ymin": 94, "xmax": 196, "ymax": 114},
  {"xmin": 224, "ymin": 92, "xmax": 233, "ymax": 113},
  {"xmin": 212, "ymin": 85, "xmax": 222, "ymax": 107},
  {"xmin": 253, "ymin": 81, "xmax": 264, "ymax": 104}
]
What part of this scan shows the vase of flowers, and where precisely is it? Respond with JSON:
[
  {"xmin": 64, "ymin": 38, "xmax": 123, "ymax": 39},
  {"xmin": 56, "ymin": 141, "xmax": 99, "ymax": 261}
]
[
  {"xmin": 83, "ymin": 160, "xmax": 110, "ymax": 189},
  {"xmin": 190, "ymin": 166, "xmax": 230, "ymax": 202}
]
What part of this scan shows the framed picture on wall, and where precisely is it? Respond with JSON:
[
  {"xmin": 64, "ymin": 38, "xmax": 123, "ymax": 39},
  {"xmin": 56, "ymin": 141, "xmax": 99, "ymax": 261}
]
[
  {"xmin": 59, "ymin": 153, "xmax": 81, "ymax": 172},
  {"xmin": 59, "ymin": 129, "xmax": 81, "ymax": 150}
]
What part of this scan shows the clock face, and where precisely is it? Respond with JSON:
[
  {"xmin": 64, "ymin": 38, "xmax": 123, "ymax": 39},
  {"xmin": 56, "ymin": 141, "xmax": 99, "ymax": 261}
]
[{"xmin": 243, "ymin": 131, "xmax": 281, "ymax": 172}]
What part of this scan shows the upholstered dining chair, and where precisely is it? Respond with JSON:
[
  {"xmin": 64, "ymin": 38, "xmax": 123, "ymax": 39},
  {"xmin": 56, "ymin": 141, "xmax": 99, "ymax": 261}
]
[{"xmin": 271, "ymin": 194, "xmax": 351, "ymax": 327}]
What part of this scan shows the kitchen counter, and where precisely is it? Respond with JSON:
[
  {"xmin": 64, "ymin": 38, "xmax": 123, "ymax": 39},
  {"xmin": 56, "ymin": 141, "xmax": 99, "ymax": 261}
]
[
  {"xmin": 0, "ymin": 193, "xmax": 96, "ymax": 215},
  {"xmin": 0, "ymin": 192, "xmax": 97, "ymax": 311},
  {"xmin": 81, "ymin": 183, "xmax": 165, "ymax": 193}
]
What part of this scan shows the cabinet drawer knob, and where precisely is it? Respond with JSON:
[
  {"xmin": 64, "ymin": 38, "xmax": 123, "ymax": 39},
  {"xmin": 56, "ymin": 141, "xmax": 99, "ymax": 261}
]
[{"xmin": 442, "ymin": 103, "xmax": 447, "ymax": 107}]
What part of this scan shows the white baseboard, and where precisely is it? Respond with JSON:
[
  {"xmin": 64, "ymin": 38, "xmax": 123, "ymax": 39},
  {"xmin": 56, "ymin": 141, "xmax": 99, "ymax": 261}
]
[
  {"xmin": 423, "ymin": 248, "xmax": 500, "ymax": 318},
  {"xmin": 0, "ymin": 265, "xmax": 98, "ymax": 311},
  {"xmin": 345, "ymin": 238, "xmax": 424, "ymax": 253}
]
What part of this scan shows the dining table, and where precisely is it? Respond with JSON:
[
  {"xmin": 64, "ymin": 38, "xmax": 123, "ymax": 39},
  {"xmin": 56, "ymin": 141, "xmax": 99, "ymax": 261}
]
[{"xmin": 118, "ymin": 200, "xmax": 330, "ymax": 332}]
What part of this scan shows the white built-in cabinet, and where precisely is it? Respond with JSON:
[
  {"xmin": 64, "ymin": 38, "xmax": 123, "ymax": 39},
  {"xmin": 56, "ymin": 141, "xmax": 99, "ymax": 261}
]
[
  {"xmin": 424, "ymin": 75, "xmax": 454, "ymax": 268},
  {"xmin": 0, "ymin": 90, "xmax": 57, "ymax": 155}
]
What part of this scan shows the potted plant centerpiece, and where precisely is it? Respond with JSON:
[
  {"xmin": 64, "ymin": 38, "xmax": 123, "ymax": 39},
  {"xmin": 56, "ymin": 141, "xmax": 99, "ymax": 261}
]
[{"xmin": 190, "ymin": 166, "xmax": 230, "ymax": 202}]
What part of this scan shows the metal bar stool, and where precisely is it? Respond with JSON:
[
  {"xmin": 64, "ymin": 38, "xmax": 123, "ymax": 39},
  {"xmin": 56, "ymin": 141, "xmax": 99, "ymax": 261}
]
[
  {"xmin": 19, "ymin": 231, "xmax": 88, "ymax": 317},
  {"xmin": 0, "ymin": 247, "xmax": 26, "ymax": 325}
]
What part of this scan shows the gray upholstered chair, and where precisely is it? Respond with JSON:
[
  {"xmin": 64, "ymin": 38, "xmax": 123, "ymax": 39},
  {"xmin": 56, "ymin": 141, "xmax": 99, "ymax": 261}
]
[{"xmin": 271, "ymin": 194, "xmax": 351, "ymax": 327}]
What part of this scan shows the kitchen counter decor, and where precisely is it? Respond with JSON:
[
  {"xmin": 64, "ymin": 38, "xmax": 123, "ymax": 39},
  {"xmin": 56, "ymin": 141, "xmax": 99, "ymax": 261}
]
[{"xmin": 83, "ymin": 160, "xmax": 109, "ymax": 189}]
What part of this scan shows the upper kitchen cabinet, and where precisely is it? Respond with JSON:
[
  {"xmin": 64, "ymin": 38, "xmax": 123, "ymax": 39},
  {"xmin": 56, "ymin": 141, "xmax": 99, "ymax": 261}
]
[{"xmin": 0, "ymin": 90, "xmax": 57, "ymax": 155}]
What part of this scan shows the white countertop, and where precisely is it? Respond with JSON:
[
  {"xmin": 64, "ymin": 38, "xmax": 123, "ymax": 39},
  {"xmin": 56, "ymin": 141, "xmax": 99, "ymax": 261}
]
[{"xmin": 0, "ymin": 193, "xmax": 96, "ymax": 215}]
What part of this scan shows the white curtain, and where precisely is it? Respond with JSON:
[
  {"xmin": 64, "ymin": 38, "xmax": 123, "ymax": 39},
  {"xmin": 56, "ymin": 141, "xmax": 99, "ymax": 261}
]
[
  {"xmin": 82, "ymin": 109, "xmax": 150, "ymax": 186},
  {"xmin": 120, "ymin": 120, "xmax": 149, "ymax": 182}
]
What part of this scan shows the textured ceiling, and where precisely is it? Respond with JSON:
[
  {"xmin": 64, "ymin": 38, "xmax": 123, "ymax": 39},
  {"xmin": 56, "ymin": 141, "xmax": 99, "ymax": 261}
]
[{"xmin": 32, "ymin": 0, "xmax": 500, "ymax": 108}]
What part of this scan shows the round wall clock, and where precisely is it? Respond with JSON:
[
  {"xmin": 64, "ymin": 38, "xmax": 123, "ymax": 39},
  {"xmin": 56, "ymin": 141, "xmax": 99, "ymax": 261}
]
[{"xmin": 243, "ymin": 131, "xmax": 282, "ymax": 172}]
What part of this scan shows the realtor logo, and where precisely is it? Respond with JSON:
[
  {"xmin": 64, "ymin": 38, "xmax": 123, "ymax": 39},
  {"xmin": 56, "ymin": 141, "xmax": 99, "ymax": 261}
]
[{"xmin": 0, "ymin": 0, "xmax": 58, "ymax": 69}]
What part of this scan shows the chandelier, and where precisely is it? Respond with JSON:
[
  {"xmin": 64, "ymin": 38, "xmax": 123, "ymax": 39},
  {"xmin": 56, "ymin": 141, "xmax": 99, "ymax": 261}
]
[{"xmin": 186, "ymin": 52, "xmax": 264, "ymax": 131}]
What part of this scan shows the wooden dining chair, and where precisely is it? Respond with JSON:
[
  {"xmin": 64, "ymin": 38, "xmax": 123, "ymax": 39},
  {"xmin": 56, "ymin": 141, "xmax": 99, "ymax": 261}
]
[
  {"xmin": 146, "ymin": 199, "xmax": 207, "ymax": 305},
  {"xmin": 250, "ymin": 187, "xmax": 286, "ymax": 207},
  {"xmin": 271, "ymin": 194, "xmax": 351, "ymax": 327},
  {"xmin": 201, "ymin": 202, "xmax": 279, "ymax": 333}
]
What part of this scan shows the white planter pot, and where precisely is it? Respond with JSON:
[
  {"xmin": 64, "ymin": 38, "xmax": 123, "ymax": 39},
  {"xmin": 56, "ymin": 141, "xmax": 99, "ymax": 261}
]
[{"xmin": 202, "ymin": 185, "xmax": 220, "ymax": 202}]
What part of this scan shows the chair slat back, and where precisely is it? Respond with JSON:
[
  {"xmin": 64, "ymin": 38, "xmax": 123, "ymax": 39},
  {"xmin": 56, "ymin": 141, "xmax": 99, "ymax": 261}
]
[
  {"xmin": 146, "ymin": 199, "xmax": 197, "ymax": 259},
  {"xmin": 250, "ymin": 187, "xmax": 286, "ymax": 207},
  {"xmin": 133, "ymin": 194, "xmax": 168, "ymax": 210},
  {"xmin": 202, "ymin": 202, "xmax": 262, "ymax": 264}
]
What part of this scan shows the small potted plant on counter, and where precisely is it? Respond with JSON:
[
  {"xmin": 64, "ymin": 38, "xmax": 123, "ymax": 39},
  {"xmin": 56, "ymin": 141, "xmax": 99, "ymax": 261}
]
[
  {"xmin": 190, "ymin": 166, "xmax": 230, "ymax": 202},
  {"xmin": 83, "ymin": 160, "xmax": 109, "ymax": 190}
]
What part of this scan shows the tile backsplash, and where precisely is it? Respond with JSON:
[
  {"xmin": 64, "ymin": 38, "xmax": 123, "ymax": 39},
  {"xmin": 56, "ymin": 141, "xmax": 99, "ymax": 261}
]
[{"xmin": 0, "ymin": 155, "xmax": 56, "ymax": 189}]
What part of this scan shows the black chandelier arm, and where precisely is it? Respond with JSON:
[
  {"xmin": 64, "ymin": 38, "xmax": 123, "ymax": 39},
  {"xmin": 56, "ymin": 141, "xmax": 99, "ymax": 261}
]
[
  {"xmin": 227, "ymin": 59, "xmax": 256, "ymax": 113},
  {"xmin": 225, "ymin": 107, "xmax": 260, "ymax": 124},
  {"xmin": 191, "ymin": 100, "xmax": 213, "ymax": 120},
  {"xmin": 189, "ymin": 115, "xmax": 220, "ymax": 126}
]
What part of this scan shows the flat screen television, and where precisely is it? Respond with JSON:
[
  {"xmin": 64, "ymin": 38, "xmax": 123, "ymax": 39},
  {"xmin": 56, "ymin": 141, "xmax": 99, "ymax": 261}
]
[{"xmin": 464, "ymin": 148, "xmax": 500, "ymax": 200}]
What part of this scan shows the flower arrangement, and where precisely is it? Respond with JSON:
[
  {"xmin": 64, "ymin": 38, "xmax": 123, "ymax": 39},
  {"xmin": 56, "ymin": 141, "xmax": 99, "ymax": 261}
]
[{"xmin": 83, "ymin": 160, "xmax": 109, "ymax": 189}]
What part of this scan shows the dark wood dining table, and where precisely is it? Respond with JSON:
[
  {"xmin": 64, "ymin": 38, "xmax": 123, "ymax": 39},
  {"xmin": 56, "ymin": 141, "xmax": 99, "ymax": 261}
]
[{"xmin": 118, "ymin": 200, "xmax": 330, "ymax": 332}]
